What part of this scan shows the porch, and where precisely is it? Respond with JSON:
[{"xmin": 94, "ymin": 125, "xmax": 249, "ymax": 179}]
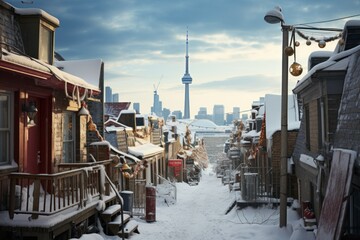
[{"xmin": 0, "ymin": 159, "xmax": 136, "ymax": 240}]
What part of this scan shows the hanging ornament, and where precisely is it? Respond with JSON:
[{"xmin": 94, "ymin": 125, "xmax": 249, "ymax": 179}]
[
  {"xmin": 284, "ymin": 46, "xmax": 294, "ymax": 56},
  {"xmin": 318, "ymin": 40, "xmax": 326, "ymax": 48},
  {"xmin": 295, "ymin": 41, "xmax": 300, "ymax": 47},
  {"xmin": 306, "ymin": 38, "xmax": 312, "ymax": 46},
  {"xmin": 289, "ymin": 62, "xmax": 303, "ymax": 76}
]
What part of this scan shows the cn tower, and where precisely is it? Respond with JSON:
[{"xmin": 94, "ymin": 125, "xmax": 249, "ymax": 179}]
[{"xmin": 182, "ymin": 30, "xmax": 192, "ymax": 119}]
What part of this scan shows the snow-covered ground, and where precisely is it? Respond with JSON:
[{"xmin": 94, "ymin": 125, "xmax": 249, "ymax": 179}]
[{"xmin": 72, "ymin": 165, "xmax": 315, "ymax": 240}]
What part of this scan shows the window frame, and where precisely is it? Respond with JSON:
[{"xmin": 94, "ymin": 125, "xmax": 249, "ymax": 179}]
[
  {"xmin": 62, "ymin": 111, "xmax": 76, "ymax": 163},
  {"xmin": 0, "ymin": 91, "xmax": 13, "ymax": 166}
]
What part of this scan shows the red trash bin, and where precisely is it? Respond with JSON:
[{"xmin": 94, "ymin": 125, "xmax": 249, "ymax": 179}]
[{"xmin": 146, "ymin": 186, "xmax": 156, "ymax": 222}]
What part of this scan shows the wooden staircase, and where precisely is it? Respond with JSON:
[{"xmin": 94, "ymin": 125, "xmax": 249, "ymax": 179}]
[{"xmin": 101, "ymin": 204, "xmax": 139, "ymax": 238}]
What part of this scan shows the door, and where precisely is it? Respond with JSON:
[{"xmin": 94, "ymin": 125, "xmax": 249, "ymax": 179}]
[{"xmin": 24, "ymin": 96, "xmax": 50, "ymax": 174}]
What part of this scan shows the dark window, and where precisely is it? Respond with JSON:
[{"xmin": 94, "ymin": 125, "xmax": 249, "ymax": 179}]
[
  {"xmin": 0, "ymin": 92, "xmax": 12, "ymax": 165},
  {"xmin": 62, "ymin": 112, "xmax": 76, "ymax": 163}
]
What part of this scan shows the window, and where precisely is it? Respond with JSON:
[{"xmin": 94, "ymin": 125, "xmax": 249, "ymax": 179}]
[
  {"xmin": 39, "ymin": 24, "xmax": 54, "ymax": 64},
  {"xmin": 0, "ymin": 92, "xmax": 12, "ymax": 165},
  {"xmin": 62, "ymin": 112, "xmax": 76, "ymax": 163}
]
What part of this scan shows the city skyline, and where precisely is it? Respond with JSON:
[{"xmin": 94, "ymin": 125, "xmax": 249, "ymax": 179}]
[{"xmin": 9, "ymin": 1, "xmax": 360, "ymax": 117}]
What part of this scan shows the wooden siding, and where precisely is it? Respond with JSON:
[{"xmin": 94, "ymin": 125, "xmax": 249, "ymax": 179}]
[
  {"xmin": 308, "ymin": 100, "xmax": 320, "ymax": 152},
  {"xmin": 270, "ymin": 130, "xmax": 299, "ymax": 198}
]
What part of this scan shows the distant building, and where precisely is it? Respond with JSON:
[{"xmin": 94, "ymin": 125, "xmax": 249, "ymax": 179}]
[
  {"xmin": 112, "ymin": 93, "xmax": 119, "ymax": 102},
  {"xmin": 151, "ymin": 88, "xmax": 162, "ymax": 116},
  {"xmin": 105, "ymin": 86, "xmax": 112, "ymax": 102},
  {"xmin": 233, "ymin": 107, "xmax": 240, "ymax": 120},
  {"xmin": 162, "ymin": 108, "xmax": 171, "ymax": 121},
  {"xmin": 133, "ymin": 102, "xmax": 140, "ymax": 114},
  {"xmin": 226, "ymin": 113, "xmax": 233, "ymax": 125},
  {"xmin": 213, "ymin": 105, "xmax": 224, "ymax": 125},
  {"xmin": 226, "ymin": 107, "xmax": 240, "ymax": 125},
  {"xmin": 172, "ymin": 110, "xmax": 183, "ymax": 120},
  {"xmin": 241, "ymin": 113, "xmax": 248, "ymax": 122},
  {"xmin": 195, "ymin": 107, "xmax": 212, "ymax": 120}
]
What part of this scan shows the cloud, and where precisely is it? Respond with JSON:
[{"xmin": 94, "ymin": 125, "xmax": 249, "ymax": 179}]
[
  {"xmin": 8, "ymin": 0, "xmax": 360, "ymax": 115},
  {"xmin": 168, "ymin": 75, "xmax": 280, "ymax": 92}
]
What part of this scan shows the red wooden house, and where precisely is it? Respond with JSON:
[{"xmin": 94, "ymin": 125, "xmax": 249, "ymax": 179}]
[{"xmin": 0, "ymin": 2, "xmax": 138, "ymax": 239}]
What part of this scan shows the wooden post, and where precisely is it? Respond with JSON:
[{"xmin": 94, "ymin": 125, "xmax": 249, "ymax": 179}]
[{"xmin": 32, "ymin": 178, "xmax": 40, "ymax": 219}]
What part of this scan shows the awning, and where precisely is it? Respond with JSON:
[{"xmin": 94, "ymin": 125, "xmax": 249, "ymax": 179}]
[
  {"xmin": 128, "ymin": 143, "xmax": 164, "ymax": 159},
  {"xmin": 0, "ymin": 48, "xmax": 100, "ymax": 94},
  {"xmin": 108, "ymin": 143, "xmax": 141, "ymax": 164}
]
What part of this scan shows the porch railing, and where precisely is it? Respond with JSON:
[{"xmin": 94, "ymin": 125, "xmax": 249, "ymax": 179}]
[
  {"xmin": 157, "ymin": 174, "xmax": 177, "ymax": 202},
  {"xmin": 239, "ymin": 165, "xmax": 274, "ymax": 202},
  {"xmin": 8, "ymin": 160, "xmax": 117, "ymax": 220}
]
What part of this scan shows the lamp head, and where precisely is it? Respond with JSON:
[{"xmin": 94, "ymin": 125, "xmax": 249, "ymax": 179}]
[
  {"xmin": 314, "ymin": 154, "xmax": 325, "ymax": 167},
  {"xmin": 78, "ymin": 101, "xmax": 90, "ymax": 116},
  {"xmin": 264, "ymin": 6, "xmax": 284, "ymax": 24},
  {"xmin": 22, "ymin": 101, "xmax": 38, "ymax": 126},
  {"xmin": 315, "ymin": 154, "xmax": 325, "ymax": 162}
]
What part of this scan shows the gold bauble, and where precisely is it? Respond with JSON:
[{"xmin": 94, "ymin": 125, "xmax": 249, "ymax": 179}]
[
  {"xmin": 289, "ymin": 62, "xmax": 303, "ymax": 76},
  {"xmin": 306, "ymin": 39, "xmax": 311, "ymax": 46},
  {"xmin": 318, "ymin": 40, "xmax": 326, "ymax": 48},
  {"xmin": 284, "ymin": 46, "xmax": 294, "ymax": 56},
  {"xmin": 295, "ymin": 41, "xmax": 300, "ymax": 47}
]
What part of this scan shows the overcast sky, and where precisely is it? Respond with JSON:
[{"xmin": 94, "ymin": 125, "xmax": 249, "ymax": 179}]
[{"xmin": 9, "ymin": 0, "xmax": 360, "ymax": 118}]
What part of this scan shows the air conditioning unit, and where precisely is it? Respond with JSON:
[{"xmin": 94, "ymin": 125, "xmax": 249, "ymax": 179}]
[{"xmin": 241, "ymin": 172, "xmax": 258, "ymax": 201}]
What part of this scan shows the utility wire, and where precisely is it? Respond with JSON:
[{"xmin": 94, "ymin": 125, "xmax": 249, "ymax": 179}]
[{"xmin": 294, "ymin": 13, "xmax": 360, "ymax": 27}]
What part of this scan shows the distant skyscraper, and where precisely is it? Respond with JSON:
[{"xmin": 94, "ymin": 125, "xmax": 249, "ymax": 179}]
[
  {"xmin": 172, "ymin": 110, "xmax": 183, "ymax": 120},
  {"xmin": 226, "ymin": 113, "xmax": 233, "ymax": 125},
  {"xmin": 233, "ymin": 107, "xmax": 240, "ymax": 120},
  {"xmin": 151, "ymin": 87, "xmax": 162, "ymax": 116},
  {"xmin": 213, "ymin": 105, "xmax": 225, "ymax": 125},
  {"xmin": 162, "ymin": 108, "xmax": 171, "ymax": 121},
  {"xmin": 133, "ymin": 102, "xmax": 140, "ymax": 114},
  {"xmin": 195, "ymin": 107, "xmax": 211, "ymax": 120},
  {"xmin": 181, "ymin": 30, "xmax": 192, "ymax": 119},
  {"xmin": 112, "ymin": 93, "xmax": 119, "ymax": 102},
  {"xmin": 105, "ymin": 86, "xmax": 112, "ymax": 102},
  {"xmin": 242, "ymin": 113, "xmax": 248, "ymax": 122}
]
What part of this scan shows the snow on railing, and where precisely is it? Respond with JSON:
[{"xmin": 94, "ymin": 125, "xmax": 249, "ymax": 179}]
[
  {"xmin": 8, "ymin": 164, "xmax": 109, "ymax": 220},
  {"xmin": 157, "ymin": 174, "xmax": 177, "ymax": 205}
]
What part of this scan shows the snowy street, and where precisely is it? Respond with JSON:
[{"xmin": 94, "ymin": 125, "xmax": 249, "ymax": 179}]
[
  {"xmin": 74, "ymin": 164, "xmax": 314, "ymax": 240},
  {"xmin": 129, "ymin": 165, "xmax": 299, "ymax": 240}
]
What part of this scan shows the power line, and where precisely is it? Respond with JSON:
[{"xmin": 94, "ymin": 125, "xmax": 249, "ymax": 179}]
[{"xmin": 294, "ymin": 13, "xmax": 360, "ymax": 27}]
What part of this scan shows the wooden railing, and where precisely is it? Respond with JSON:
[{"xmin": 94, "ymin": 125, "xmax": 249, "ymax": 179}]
[{"xmin": 8, "ymin": 160, "xmax": 119, "ymax": 220}]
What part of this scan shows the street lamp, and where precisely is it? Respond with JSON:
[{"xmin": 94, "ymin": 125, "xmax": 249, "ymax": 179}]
[{"xmin": 264, "ymin": 6, "xmax": 290, "ymax": 228}]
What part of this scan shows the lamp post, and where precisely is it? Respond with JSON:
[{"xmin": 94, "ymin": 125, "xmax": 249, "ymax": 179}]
[{"xmin": 264, "ymin": 6, "xmax": 290, "ymax": 228}]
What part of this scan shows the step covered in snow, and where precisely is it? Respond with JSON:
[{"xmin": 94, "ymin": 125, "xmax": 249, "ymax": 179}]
[
  {"xmin": 101, "ymin": 204, "xmax": 122, "ymax": 222},
  {"xmin": 118, "ymin": 219, "xmax": 140, "ymax": 239},
  {"xmin": 108, "ymin": 213, "xmax": 131, "ymax": 235}
]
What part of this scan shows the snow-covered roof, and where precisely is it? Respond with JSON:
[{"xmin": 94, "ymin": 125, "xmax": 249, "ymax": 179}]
[
  {"xmin": 1, "ymin": 49, "xmax": 100, "ymax": 92},
  {"xmin": 242, "ymin": 130, "xmax": 260, "ymax": 138},
  {"xmin": 128, "ymin": 143, "xmax": 163, "ymax": 159},
  {"xmin": 54, "ymin": 59, "xmax": 103, "ymax": 89},
  {"xmin": 108, "ymin": 143, "xmax": 141, "ymax": 164},
  {"xmin": 294, "ymin": 45, "xmax": 360, "ymax": 93},
  {"xmin": 264, "ymin": 94, "xmax": 300, "ymax": 139},
  {"xmin": 14, "ymin": 7, "xmax": 60, "ymax": 26}
]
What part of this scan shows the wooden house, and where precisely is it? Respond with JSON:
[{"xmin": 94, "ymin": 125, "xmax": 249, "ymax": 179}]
[
  {"xmin": 0, "ymin": 2, "xmax": 138, "ymax": 239},
  {"xmin": 292, "ymin": 20, "xmax": 360, "ymax": 238}
]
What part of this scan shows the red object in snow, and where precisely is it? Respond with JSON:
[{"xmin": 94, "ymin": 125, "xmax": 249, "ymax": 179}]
[{"xmin": 146, "ymin": 186, "xmax": 156, "ymax": 222}]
